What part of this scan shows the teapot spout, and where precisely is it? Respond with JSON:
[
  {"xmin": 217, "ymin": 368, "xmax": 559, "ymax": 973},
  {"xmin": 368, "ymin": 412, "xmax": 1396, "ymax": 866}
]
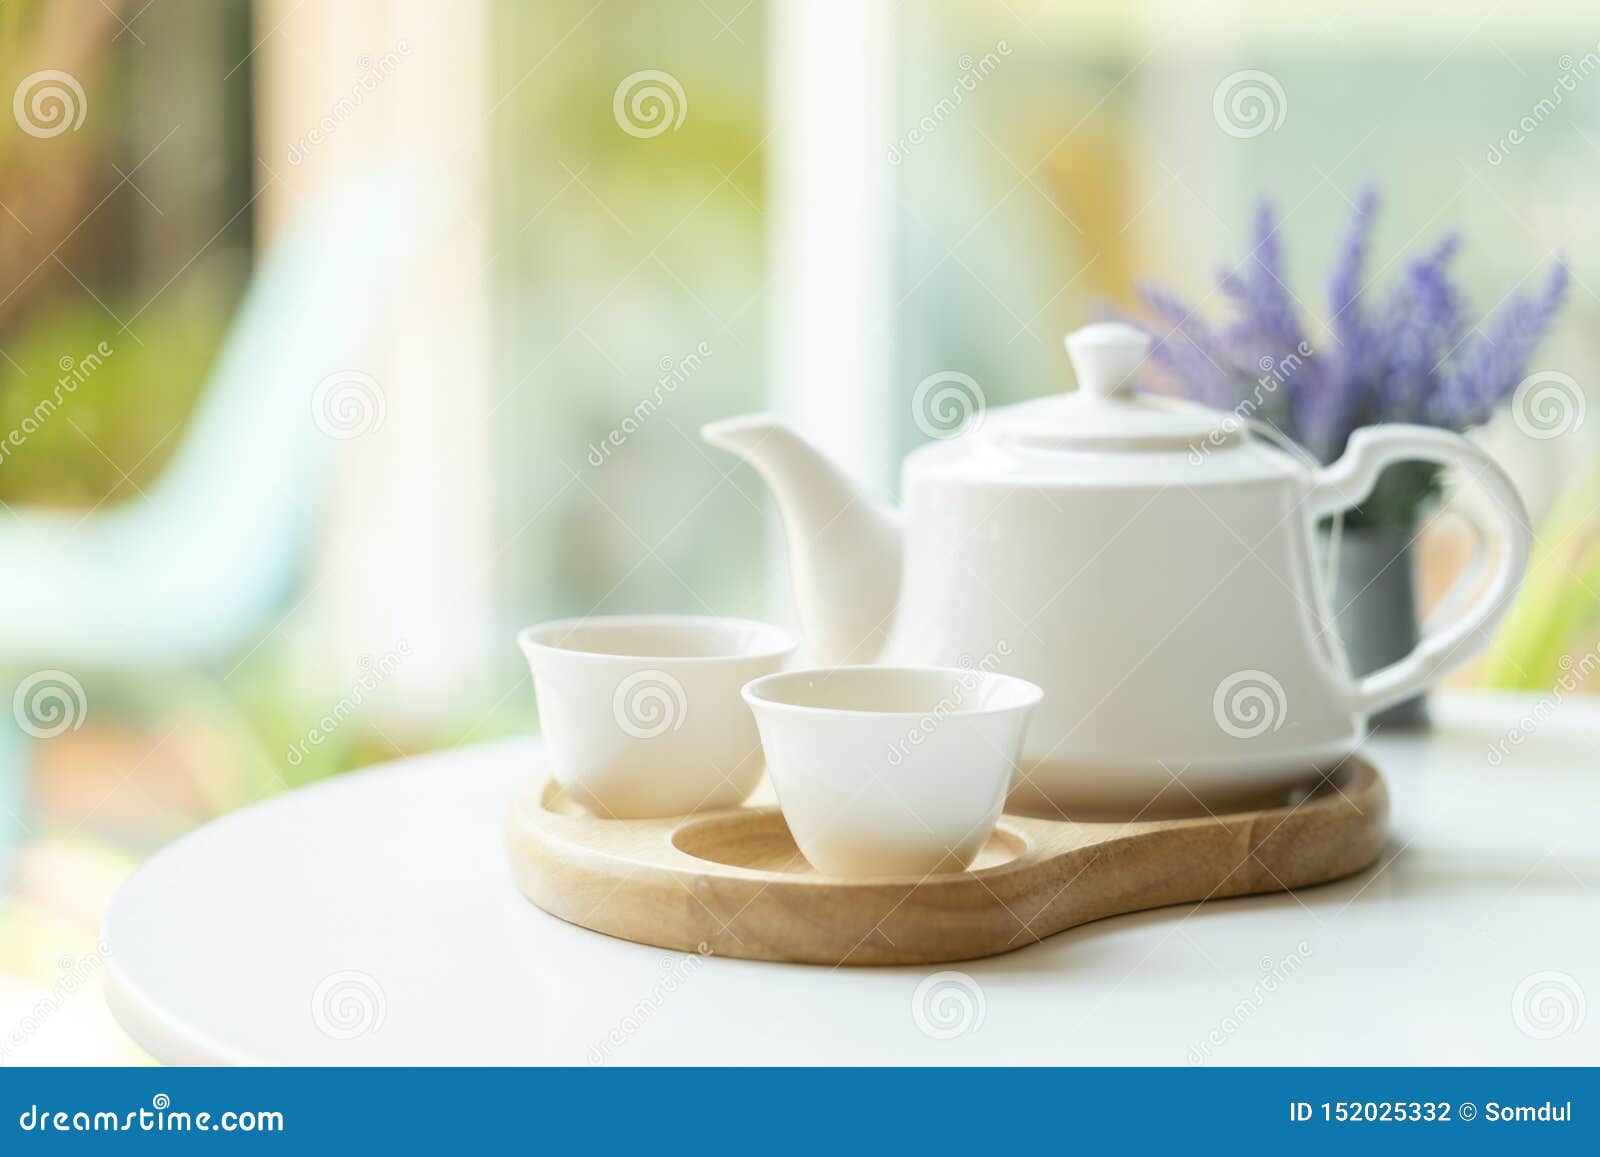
[{"xmin": 702, "ymin": 413, "xmax": 901, "ymax": 665}]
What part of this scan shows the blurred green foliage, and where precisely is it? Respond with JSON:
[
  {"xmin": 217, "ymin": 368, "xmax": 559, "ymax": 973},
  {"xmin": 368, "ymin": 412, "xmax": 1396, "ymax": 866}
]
[
  {"xmin": 0, "ymin": 0, "xmax": 248, "ymax": 509},
  {"xmin": 1482, "ymin": 469, "xmax": 1600, "ymax": 691},
  {"xmin": 0, "ymin": 287, "xmax": 228, "ymax": 506}
]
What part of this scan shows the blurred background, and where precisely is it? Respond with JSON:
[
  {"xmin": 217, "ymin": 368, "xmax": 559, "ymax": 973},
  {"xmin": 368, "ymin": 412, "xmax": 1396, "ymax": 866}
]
[{"xmin": 2, "ymin": 0, "xmax": 1598, "ymax": 1061}]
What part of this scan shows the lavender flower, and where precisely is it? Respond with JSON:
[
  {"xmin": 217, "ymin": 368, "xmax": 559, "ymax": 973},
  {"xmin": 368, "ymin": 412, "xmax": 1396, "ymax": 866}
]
[
  {"xmin": 1131, "ymin": 187, "xmax": 1568, "ymax": 523},
  {"xmin": 1327, "ymin": 187, "xmax": 1380, "ymax": 358},
  {"xmin": 1134, "ymin": 281, "xmax": 1238, "ymax": 409},
  {"xmin": 1389, "ymin": 236, "xmax": 1458, "ymax": 403},
  {"xmin": 1434, "ymin": 261, "xmax": 1570, "ymax": 429}
]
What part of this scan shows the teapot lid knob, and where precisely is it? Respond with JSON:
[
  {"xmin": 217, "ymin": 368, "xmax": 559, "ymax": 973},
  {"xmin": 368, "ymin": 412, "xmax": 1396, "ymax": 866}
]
[{"xmin": 1064, "ymin": 323, "xmax": 1152, "ymax": 398}]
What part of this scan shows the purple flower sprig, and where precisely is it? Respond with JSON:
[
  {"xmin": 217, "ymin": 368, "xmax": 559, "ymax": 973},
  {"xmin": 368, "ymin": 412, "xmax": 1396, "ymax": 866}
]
[{"xmin": 1131, "ymin": 188, "xmax": 1569, "ymax": 524}]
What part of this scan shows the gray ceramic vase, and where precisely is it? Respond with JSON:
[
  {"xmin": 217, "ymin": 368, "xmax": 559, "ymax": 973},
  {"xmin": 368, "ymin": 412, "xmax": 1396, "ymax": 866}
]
[{"xmin": 1319, "ymin": 522, "xmax": 1429, "ymax": 729}]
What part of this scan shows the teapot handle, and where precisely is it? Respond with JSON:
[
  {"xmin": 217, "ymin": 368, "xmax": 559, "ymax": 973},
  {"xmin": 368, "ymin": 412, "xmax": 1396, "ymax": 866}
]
[{"xmin": 1307, "ymin": 425, "xmax": 1531, "ymax": 719}]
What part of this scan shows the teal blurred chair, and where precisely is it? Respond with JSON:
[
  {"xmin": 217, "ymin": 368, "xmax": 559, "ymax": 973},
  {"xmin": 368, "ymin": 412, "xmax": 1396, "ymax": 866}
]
[{"xmin": 0, "ymin": 167, "xmax": 438, "ymax": 868}]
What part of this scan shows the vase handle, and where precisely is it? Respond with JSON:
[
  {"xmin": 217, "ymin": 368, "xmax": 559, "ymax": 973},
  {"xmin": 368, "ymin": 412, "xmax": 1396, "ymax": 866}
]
[{"xmin": 1308, "ymin": 424, "xmax": 1532, "ymax": 719}]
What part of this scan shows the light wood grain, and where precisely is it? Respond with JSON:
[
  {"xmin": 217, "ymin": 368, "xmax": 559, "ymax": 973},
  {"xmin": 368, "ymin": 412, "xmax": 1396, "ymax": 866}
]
[{"xmin": 505, "ymin": 758, "xmax": 1388, "ymax": 966}]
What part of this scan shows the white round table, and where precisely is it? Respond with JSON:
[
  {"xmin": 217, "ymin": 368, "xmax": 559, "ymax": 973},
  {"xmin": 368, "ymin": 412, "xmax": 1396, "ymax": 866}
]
[{"xmin": 103, "ymin": 692, "xmax": 1599, "ymax": 1065}]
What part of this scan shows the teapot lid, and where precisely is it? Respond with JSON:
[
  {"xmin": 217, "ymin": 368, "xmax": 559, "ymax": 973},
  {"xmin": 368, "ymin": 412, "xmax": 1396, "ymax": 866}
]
[{"xmin": 985, "ymin": 323, "xmax": 1238, "ymax": 453}]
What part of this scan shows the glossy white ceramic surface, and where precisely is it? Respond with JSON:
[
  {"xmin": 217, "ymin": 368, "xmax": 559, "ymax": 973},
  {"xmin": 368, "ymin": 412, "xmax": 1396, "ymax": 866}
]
[
  {"xmin": 705, "ymin": 323, "xmax": 1531, "ymax": 816},
  {"xmin": 518, "ymin": 615, "xmax": 796, "ymax": 818},
  {"xmin": 742, "ymin": 665, "xmax": 1041, "ymax": 876}
]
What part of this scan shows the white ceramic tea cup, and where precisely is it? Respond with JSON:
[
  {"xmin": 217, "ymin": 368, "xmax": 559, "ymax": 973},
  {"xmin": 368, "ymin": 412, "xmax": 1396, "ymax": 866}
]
[
  {"xmin": 741, "ymin": 665, "xmax": 1043, "ymax": 877},
  {"xmin": 519, "ymin": 615, "xmax": 798, "ymax": 818}
]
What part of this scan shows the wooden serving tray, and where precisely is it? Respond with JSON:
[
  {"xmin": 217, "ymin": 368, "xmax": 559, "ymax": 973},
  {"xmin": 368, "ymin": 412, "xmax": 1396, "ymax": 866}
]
[{"xmin": 505, "ymin": 757, "xmax": 1388, "ymax": 966}]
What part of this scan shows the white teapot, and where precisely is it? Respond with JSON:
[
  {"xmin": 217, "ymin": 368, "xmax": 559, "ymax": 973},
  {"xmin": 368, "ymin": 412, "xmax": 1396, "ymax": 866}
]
[{"xmin": 704, "ymin": 323, "xmax": 1529, "ymax": 815}]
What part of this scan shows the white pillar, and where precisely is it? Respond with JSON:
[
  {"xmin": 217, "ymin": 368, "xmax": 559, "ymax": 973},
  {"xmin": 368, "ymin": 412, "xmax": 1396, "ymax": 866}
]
[
  {"xmin": 767, "ymin": 0, "xmax": 896, "ymax": 494},
  {"xmin": 256, "ymin": 0, "xmax": 495, "ymax": 724}
]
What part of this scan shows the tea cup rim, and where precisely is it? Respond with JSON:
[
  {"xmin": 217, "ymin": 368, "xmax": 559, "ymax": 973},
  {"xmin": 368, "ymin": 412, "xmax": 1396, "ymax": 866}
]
[
  {"xmin": 517, "ymin": 614, "xmax": 799, "ymax": 665},
  {"xmin": 741, "ymin": 664, "xmax": 1044, "ymax": 719}
]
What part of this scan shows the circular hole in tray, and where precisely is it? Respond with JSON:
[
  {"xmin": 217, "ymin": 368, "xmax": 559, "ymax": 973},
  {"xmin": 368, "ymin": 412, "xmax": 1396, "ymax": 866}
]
[{"xmin": 670, "ymin": 811, "xmax": 1029, "ymax": 877}]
